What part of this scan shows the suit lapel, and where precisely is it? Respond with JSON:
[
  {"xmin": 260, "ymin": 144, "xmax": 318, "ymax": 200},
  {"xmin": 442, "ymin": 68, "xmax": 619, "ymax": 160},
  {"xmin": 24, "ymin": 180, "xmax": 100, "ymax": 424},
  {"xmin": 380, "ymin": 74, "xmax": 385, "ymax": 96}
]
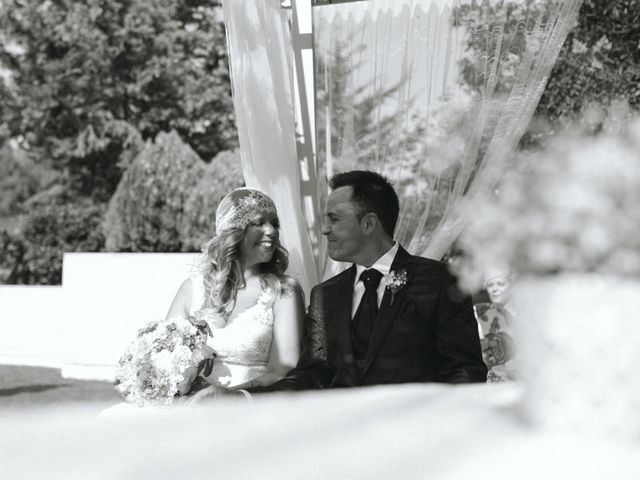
[
  {"xmin": 325, "ymin": 265, "xmax": 359, "ymax": 386},
  {"xmin": 360, "ymin": 246, "xmax": 416, "ymax": 379}
]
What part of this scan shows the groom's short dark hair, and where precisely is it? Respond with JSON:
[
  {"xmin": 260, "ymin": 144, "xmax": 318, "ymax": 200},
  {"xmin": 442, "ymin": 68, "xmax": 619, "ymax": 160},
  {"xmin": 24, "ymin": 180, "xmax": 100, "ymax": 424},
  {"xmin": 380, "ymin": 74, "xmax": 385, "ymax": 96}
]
[{"xmin": 330, "ymin": 170, "xmax": 399, "ymax": 238}]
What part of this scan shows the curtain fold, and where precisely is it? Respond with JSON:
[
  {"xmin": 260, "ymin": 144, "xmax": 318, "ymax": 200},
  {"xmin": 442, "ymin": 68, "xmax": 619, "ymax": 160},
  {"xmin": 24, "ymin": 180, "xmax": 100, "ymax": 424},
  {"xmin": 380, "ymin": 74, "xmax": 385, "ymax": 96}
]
[{"xmin": 221, "ymin": 0, "xmax": 318, "ymax": 297}]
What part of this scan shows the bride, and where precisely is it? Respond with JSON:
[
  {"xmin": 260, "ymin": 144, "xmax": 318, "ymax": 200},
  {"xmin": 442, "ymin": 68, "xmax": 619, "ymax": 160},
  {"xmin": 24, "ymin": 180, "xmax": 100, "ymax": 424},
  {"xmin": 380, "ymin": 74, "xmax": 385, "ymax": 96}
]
[{"xmin": 166, "ymin": 187, "xmax": 304, "ymax": 398}]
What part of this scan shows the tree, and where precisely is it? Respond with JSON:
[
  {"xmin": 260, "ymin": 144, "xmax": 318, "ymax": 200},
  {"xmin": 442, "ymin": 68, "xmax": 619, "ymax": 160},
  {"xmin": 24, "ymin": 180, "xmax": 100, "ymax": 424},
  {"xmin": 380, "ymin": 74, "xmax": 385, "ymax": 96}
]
[
  {"xmin": 533, "ymin": 0, "xmax": 640, "ymax": 126},
  {"xmin": 178, "ymin": 149, "xmax": 244, "ymax": 251},
  {"xmin": 0, "ymin": 200, "xmax": 106, "ymax": 285},
  {"xmin": 454, "ymin": 0, "xmax": 550, "ymax": 96},
  {"xmin": 0, "ymin": 0, "xmax": 240, "ymax": 284},
  {"xmin": 454, "ymin": 0, "xmax": 640, "ymax": 145},
  {"xmin": 0, "ymin": 143, "xmax": 58, "ymax": 220},
  {"xmin": 104, "ymin": 130, "xmax": 205, "ymax": 252},
  {"xmin": 315, "ymin": 38, "xmax": 405, "ymax": 174},
  {"xmin": 0, "ymin": 0, "xmax": 237, "ymax": 200}
]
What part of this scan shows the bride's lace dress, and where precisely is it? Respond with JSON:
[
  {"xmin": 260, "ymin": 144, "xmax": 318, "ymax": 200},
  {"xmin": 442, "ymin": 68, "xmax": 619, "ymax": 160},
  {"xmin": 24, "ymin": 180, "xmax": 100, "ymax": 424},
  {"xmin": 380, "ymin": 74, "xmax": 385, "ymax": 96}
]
[
  {"xmin": 101, "ymin": 276, "xmax": 276, "ymax": 414},
  {"xmin": 190, "ymin": 274, "xmax": 275, "ymax": 389}
]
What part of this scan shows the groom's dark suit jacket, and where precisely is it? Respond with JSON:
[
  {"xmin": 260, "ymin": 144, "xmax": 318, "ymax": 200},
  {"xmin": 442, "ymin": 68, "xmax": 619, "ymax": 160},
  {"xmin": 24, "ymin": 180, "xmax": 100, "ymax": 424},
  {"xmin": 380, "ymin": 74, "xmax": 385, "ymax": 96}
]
[{"xmin": 259, "ymin": 246, "xmax": 487, "ymax": 391}]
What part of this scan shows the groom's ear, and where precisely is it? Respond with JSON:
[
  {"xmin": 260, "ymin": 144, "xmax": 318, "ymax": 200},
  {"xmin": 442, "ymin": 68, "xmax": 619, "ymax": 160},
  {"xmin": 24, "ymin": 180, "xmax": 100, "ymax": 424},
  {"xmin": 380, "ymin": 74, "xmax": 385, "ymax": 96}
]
[{"xmin": 360, "ymin": 212, "xmax": 379, "ymax": 236}]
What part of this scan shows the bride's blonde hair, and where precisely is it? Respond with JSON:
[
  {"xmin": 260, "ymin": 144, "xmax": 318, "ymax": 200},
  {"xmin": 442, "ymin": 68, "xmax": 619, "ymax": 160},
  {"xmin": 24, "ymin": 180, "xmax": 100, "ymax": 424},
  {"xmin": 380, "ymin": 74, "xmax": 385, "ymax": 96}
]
[{"xmin": 195, "ymin": 188, "xmax": 299, "ymax": 319}]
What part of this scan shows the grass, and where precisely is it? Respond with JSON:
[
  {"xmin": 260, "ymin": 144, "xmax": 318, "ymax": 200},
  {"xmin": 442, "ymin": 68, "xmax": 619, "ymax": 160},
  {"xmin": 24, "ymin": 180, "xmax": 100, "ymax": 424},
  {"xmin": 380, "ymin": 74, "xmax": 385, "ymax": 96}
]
[{"xmin": 0, "ymin": 365, "xmax": 120, "ymax": 410}]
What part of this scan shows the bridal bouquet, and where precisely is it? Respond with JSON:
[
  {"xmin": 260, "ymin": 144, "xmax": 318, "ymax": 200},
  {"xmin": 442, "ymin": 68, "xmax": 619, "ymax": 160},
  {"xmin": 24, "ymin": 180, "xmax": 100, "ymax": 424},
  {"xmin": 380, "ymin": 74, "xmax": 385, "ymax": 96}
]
[
  {"xmin": 456, "ymin": 108, "xmax": 640, "ymax": 290},
  {"xmin": 114, "ymin": 316, "xmax": 213, "ymax": 406}
]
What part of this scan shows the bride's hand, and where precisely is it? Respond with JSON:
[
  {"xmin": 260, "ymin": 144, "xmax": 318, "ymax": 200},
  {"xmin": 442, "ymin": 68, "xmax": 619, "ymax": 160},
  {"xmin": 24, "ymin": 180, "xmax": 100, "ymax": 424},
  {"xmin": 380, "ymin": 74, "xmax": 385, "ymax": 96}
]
[
  {"xmin": 197, "ymin": 345, "xmax": 216, "ymax": 377},
  {"xmin": 188, "ymin": 313, "xmax": 213, "ymax": 336}
]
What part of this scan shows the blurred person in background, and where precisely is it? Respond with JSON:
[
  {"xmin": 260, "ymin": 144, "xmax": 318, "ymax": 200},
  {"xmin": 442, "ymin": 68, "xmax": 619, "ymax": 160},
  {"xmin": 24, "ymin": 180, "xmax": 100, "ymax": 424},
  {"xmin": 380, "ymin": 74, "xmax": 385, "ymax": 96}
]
[{"xmin": 474, "ymin": 266, "xmax": 516, "ymax": 382}]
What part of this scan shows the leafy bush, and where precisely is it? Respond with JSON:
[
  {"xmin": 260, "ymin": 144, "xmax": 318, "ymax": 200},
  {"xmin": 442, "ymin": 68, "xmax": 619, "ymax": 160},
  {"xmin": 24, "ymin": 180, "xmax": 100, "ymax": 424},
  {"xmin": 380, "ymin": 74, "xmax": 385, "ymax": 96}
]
[
  {"xmin": 104, "ymin": 130, "xmax": 205, "ymax": 252},
  {"xmin": 517, "ymin": 0, "xmax": 640, "ymax": 147},
  {"xmin": 454, "ymin": 0, "xmax": 639, "ymax": 147},
  {"xmin": 0, "ymin": 0, "xmax": 237, "ymax": 200},
  {"xmin": 535, "ymin": 0, "xmax": 640, "ymax": 125},
  {"xmin": 178, "ymin": 149, "xmax": 244, "ymax": 251},
  {"xmin": 1, "ymin": 199, "xmax": 106, "ymax": 285},
  {"xmin": 0, "ymin": 144, "xmax": 58, "ymax": 217},
  {"xmin": 0, "ymin": 230, "xmax": 27, "ymax": 284}
]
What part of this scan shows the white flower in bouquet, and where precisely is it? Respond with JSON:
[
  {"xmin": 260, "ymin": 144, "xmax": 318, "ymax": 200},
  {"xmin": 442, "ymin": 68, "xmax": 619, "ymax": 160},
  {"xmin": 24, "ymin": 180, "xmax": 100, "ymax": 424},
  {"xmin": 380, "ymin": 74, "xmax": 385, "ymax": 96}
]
[
  {"xmin": 114, "ymin": 316, "xmax": 212, "ymax": 406},
  {"xmin": 457, "ymin": 110, "xmax": 640, "ymax": 291}
]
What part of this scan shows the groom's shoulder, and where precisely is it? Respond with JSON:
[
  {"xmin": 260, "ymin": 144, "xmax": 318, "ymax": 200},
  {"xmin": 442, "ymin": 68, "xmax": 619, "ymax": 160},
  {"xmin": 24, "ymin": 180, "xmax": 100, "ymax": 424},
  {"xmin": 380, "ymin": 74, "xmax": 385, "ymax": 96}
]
[{"xmin": 411, "ymin": 254, "xmax": 444, "ymax": 268}]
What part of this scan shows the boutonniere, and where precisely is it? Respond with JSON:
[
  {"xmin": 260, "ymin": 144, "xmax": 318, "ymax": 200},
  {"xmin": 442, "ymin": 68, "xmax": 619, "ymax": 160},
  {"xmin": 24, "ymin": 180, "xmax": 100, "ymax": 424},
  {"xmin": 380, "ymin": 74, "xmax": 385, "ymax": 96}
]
[{"xmin": 385, "ymin": 269, "xmax": 408, "ymax": 305}]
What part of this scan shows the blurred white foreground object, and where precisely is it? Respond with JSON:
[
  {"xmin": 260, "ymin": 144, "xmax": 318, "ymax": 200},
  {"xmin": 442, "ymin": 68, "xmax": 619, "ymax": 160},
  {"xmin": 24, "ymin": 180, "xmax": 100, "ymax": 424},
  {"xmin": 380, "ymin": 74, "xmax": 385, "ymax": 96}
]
[
  {"xmin": 2, "ymin": 383, "xmax": 640, "ymax": 480},
  {"xmin": 515, "ymin": 274, "xmax": 640, "ymax": 443}
]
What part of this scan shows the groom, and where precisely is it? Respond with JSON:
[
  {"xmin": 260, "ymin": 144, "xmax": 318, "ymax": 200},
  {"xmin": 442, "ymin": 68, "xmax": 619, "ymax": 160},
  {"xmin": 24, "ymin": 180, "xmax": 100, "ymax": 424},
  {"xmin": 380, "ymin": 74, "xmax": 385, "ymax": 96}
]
[{"xmin": 259, "ymin": 170, "xmax": 486, "ymax": 390}]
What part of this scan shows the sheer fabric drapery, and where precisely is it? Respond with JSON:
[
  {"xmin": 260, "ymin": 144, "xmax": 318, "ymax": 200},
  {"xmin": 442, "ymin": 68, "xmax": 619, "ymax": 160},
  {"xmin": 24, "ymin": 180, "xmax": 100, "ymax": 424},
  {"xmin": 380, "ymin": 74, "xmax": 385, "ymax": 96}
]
[
  {"xmin": 314, "ymin": 0, "xmax": 582, "ymax": 262},
  {"xmin": 222, "ymin": 0, "xmax": 582, "ymax": 295},
  {"xmin": 221, "ymin": 0, "xmax": 319, "ymax": 296}
]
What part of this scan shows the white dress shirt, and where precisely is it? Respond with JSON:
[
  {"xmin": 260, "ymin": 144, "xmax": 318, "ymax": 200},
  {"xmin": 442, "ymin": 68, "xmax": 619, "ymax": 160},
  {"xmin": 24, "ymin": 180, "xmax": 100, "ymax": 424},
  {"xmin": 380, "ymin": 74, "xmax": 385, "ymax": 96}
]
[{"xmin": 352, "ymin": 242, "xmax": 400, "ymax": 319}]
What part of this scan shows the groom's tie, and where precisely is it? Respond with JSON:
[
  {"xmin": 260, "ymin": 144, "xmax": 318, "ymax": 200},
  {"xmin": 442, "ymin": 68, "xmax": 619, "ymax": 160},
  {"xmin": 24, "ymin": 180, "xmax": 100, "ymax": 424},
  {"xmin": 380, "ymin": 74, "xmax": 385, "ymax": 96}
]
[{"xmin": 352, "ymin": 268, "xmax": 383, "ymax": 363}]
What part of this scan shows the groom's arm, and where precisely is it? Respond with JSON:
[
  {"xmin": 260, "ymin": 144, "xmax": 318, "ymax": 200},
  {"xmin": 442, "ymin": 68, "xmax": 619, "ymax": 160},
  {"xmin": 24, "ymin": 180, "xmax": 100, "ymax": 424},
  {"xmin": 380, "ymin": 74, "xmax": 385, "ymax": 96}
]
[
  {"xmin": 248, "ymin": 286, "xmax": 332, "ymax": 393},
  {"xmin": 433, "ymin": 271, "xmax": 487, "ymax": 383}
]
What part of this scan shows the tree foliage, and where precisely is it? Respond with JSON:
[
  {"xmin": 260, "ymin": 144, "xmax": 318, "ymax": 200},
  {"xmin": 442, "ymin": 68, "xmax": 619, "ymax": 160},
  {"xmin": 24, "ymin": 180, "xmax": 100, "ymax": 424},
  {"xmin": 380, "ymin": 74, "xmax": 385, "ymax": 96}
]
[
  {"xmin": 454, "ymin": 0, "xmax": 640, "ymax": 144},
  {"xmin": 0, "ymin": 0, "xmax": 237, "ymax": 200},
  {"xmin": 454, "ymin": 0, "xmax": 551, "ymax": 96},
  {"xmin": 534, "ymin": 0, "xmax": 640, "ymax": 124},
  {"xmin": 0, "ymin": 0, "xmax": 240, "ymax": 284},
  {"xmin": 0, "ymin": 199, "xmax": 106, "ymax": 284},
  {"xmin": 178, "ymin": 149, "xmax": 244, "ymax": 251},
  {"xmin": 0, "ymin": 143, "xmax": 58, "ymax": 218},
  {"xmin": 104, "ymin": 130, "xmax": 205, "ymax": 252},
  {"xmin": 315, "ymin": 38, "xmax": 405, "ymax": 173}
]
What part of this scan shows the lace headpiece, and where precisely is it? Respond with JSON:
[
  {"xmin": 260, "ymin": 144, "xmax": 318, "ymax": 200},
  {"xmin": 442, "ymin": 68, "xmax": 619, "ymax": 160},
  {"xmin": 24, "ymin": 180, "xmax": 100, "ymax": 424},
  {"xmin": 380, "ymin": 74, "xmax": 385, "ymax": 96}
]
[{"xmin": 215, "ymin": 188, "xmax": 277, "ymax": 233}]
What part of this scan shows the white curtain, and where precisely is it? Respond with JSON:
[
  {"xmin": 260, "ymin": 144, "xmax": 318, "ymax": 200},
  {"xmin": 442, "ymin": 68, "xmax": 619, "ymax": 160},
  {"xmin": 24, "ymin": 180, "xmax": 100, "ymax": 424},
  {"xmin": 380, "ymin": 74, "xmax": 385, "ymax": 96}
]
[
  {"xmin": 221, "ymin": 0, "xmax": 319, "ymax": 297},
  {"xmin": 222, "ymin": 0, "xmax": 582, "ymax": 297}
]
